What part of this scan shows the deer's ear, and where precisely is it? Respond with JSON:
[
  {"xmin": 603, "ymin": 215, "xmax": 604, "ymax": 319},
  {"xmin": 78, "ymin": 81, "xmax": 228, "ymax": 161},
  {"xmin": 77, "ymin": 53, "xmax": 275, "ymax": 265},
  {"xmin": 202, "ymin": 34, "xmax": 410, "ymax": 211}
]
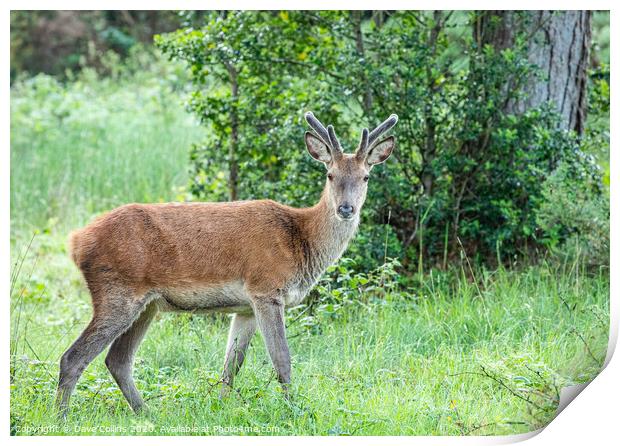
[
  {"xmin": 305, "ymin": 132, "xmax": 331, "ymax": 163},
  {"xmin": 366, "ymin": 136, "xmax": 395, "ymax": 165}
]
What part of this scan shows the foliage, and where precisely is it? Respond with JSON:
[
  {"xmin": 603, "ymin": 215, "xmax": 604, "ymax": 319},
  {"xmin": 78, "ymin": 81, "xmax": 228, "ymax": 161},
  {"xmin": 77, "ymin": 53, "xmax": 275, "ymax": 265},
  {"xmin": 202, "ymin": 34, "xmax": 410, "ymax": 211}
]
[
  {"xmin": 586, "ymin": 62, "xmax": 610, "ymax": 186},
  {"xmin": 591, "ymin": 11, "xmax": 610, "ymax": 65},
  {"xmin": 158, "ymin": 11, "xmax": 606, "ymax": 269},
  {"xmin": 155, "ymin": 11, "xmax": 345, "ymax": 203},
  {"xmin": 287, "ymin": 257, "xmax": 410, "ymax": 333},
  {"xmin": 10, "ymin": 11, "xmax": 183, "ymax": 80},
  {"xmin": 536, "ymin": 164, "xmax": 609, "ymax": 267},
  {"xmin": 9, "ymin": 20, "xmax": 610, "ymax": 435}
]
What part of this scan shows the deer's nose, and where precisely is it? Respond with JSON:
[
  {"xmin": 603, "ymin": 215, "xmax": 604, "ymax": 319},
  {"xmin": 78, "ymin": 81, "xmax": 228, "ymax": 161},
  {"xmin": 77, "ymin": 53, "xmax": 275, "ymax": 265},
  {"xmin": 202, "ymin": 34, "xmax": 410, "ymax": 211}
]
[{"xmin": 337, "ymin": 204, "xmax": 355, "ymax": 219}]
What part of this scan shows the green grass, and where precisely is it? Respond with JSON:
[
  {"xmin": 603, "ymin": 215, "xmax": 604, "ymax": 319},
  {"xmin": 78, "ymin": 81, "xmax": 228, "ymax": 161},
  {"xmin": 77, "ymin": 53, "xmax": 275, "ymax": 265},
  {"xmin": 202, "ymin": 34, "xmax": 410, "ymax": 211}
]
[
  {"xmin": 10, "ymin": 61, "xmax": 609, "ymax": 436},
  {"xmin": 10, "ymin": 64, "xmax": 203, "ymax": 235},
  {"xmin": 10, "ymin": 235, "xmax": 609, "ymax": 436}
]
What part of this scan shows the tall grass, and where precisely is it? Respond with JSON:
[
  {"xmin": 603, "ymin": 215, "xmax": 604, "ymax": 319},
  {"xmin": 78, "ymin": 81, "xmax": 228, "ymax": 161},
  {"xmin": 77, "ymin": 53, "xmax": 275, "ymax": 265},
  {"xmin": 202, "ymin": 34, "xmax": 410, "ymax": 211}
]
[
  {"xmin": 9, "ymin": 233, "xmax": 608, "ymax": 435},
  {"xmin": 10, "ymin": 56, "xmax": 204, "ymax": 237}
]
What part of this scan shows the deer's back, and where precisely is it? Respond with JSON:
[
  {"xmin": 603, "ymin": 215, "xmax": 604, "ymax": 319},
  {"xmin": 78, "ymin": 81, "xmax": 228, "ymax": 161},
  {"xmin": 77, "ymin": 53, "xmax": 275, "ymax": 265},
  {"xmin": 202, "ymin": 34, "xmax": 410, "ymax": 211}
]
[{"xmin": 70, "ymin": 201, "xmax": 306, "ymax": 301}]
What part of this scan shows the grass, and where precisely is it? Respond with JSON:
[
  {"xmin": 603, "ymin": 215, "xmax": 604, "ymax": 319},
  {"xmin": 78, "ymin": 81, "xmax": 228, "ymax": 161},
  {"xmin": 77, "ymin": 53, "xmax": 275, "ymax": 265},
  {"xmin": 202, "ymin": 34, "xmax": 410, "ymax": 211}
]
[
  {"xmin": 9, "ymin": 59, "xmax": 609, "ymax": 436},
  {"xmin": 10, "ymin": 236, "xmax": 609, "ymax": 436},
  {"xmin": 10, "ymin": 60, "xmax": 203, "ymax": 235}
]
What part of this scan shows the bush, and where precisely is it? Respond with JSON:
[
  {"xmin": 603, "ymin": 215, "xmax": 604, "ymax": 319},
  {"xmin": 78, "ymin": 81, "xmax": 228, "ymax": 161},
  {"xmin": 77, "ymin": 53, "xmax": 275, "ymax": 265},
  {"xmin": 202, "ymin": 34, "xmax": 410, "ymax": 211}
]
[
  {"xmin": 157, "ymin": 11, "xmax": 607, "ymax": 270},
  {"xmin": 536, "ymin": 163, "xmax": 609, "ymax": 267}
]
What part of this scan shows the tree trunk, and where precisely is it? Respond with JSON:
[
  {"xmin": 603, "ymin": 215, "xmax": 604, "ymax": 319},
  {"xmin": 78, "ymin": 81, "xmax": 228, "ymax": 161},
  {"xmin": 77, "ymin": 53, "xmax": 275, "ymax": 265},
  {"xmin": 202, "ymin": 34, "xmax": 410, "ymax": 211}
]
[
  {"xmin": 475, "ymin": 11, "xmax": 591, "ymax": 134},
  {"xmin": 352, "ymin": 11, "xmax": 373, "ymax": 115}
]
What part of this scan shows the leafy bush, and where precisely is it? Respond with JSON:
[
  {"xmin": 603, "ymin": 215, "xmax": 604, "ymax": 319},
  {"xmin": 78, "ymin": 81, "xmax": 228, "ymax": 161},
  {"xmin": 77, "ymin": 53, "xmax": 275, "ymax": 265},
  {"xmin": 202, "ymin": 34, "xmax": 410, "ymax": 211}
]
[
  {"xmin": 157, "ymin": 11, "xmax": 606, "ymax": 270},
  {"xmin": 287, "ymin": 257, "xmax": 411, "ymax": 334},
  {"xmin": 536, "ymin": 164, "xmax": 609, "ymax": 267}
]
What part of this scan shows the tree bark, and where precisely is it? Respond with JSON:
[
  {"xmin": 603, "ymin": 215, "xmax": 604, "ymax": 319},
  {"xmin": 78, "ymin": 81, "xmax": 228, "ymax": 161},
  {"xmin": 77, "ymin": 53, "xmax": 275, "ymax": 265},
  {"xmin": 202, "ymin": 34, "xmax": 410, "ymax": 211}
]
[
  {"xmin": 352, "ymin": 11, "xmax": 373, "ymax": 115},
  {"xmin": 475, "ymin": 11, "xmax": 591, "ymax": 134}
]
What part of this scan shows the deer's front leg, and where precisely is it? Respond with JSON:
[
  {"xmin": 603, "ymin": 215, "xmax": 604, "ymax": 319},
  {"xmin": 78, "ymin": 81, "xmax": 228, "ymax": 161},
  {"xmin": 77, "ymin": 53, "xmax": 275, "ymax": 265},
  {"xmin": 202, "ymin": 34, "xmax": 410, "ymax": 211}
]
[
  {"xmin": 253, "ymin": 296, "xmax": 291, "ymax": 392},
  {"xmin": 220, "ymin": 313, "xmax": 256, "ymax": 397}
]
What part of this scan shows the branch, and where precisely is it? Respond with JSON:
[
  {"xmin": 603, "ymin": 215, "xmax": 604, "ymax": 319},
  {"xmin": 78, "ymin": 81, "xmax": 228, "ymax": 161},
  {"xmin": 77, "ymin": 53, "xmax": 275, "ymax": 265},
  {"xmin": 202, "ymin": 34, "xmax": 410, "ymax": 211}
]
[
  {"xmin": 480, "ymin": 366, "xmax": 546, "ymax": 412},
  {"xmin": 570, "ymin": 328, "xmax": 602, "ymax": 364},
  {"xmin": 244, "ymin": 56, "xmax": 345, "ymax": 81}
]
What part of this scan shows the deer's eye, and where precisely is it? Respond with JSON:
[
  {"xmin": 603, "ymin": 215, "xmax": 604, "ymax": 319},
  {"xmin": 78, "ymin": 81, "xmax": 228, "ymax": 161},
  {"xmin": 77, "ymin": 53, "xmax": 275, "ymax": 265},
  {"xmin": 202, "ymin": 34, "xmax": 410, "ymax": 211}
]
[
  {"xmin": 327, "ymin": 173, "xmax": 334, "ymax": 181},
  {"xmin": 363, "ymin": 175, "xmax": 369, "ymax": 182}
]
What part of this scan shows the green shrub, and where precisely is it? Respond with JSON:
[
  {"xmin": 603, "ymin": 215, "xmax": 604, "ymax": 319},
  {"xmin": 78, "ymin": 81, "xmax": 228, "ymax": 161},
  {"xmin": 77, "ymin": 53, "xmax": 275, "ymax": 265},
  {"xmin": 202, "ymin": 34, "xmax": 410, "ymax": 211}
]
[
  {"xmin": 536, "ymin": 164, "xmax": 609, "ymax": 267},
  {"xmin": 158, "ymin": 11, "xmax": 606, "ymax": 270}
]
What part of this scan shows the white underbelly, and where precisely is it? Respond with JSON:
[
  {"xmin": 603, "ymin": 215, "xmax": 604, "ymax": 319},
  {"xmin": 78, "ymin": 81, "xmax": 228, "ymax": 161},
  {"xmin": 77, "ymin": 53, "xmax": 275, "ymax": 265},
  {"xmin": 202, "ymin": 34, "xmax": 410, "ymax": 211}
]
[
  {"xmin": 285, "ymin": 286, "xmax": 310, "ymax": 307},
  {"xmin": 157, "ymin": 281, "xmax": 252, "ymax": 314},
  {"xmin": 153, "ymin": 281, "xmax": 312, "ymax": 314}
]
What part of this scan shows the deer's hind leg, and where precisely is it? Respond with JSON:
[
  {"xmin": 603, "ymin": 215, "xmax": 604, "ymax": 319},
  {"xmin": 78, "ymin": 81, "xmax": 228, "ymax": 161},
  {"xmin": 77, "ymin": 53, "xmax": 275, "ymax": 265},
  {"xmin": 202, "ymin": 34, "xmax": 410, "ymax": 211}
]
[
  {"xmin": 56, "ymin": 285, "xmax": 152, "ymax": 417},
  {"xmin": 105, "ymin": 300, "xmax": 158, "ymax": 412}
]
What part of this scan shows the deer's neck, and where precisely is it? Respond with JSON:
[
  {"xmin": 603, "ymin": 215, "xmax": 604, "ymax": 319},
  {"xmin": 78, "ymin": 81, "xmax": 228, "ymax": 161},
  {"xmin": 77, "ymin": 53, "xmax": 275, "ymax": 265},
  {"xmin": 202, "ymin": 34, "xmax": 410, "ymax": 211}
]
[
  {"xmin": 308, "ymin": 188, "xmax": 359, "ymax": 248},
  {"xmin": 297, "ymin": 186, "xmax": 359, "ymax": 286}
]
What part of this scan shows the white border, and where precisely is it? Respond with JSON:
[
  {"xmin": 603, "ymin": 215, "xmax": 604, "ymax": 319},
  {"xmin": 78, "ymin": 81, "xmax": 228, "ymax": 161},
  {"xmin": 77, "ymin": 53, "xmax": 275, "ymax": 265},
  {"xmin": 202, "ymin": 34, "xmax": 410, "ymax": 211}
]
[{"xmin": 3, "ymin": 2, "xmax": 617, "ymax": 445}]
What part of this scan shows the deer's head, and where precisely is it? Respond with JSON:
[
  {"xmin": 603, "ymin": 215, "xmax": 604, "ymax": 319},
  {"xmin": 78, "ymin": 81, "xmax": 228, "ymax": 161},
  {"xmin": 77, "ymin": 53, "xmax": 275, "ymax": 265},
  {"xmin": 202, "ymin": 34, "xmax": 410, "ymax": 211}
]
[{"xmin": 304, "ymin": 112, "xmax": 397, "ymax": 221}]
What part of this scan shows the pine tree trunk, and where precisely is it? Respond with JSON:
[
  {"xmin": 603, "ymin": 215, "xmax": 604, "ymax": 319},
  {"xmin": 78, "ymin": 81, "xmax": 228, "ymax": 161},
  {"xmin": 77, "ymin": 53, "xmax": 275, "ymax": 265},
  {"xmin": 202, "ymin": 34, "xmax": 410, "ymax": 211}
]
[{"xmin": 475, "ymin": 11, "xmax": 591, "ymax": 134}]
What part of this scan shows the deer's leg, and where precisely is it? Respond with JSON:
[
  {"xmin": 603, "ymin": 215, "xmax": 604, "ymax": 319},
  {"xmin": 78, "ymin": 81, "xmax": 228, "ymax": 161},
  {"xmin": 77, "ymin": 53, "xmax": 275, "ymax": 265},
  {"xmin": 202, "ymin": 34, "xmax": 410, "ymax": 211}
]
[
  {"xmin": 56, "ymin": 288, "xmax": 149, "ymax": 417},
  {"xmin": 253, "ymin": 297, "xmax": 291, "ymax": 393},
  {"xmin": 220, "ymin": 313, "xmax": 256, "ymax": 397},
  {"xmin": 105, "ymin": 301, "xmax": 158, "ymax": 412}
]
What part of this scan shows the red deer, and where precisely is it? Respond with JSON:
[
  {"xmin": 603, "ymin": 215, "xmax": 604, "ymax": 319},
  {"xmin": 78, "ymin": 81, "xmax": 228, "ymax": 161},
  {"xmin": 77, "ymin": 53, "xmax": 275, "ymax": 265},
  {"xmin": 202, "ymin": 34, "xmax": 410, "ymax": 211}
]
[{"xmin": 57, "ymin": 112, "xmax": 398, "ymax": 415}]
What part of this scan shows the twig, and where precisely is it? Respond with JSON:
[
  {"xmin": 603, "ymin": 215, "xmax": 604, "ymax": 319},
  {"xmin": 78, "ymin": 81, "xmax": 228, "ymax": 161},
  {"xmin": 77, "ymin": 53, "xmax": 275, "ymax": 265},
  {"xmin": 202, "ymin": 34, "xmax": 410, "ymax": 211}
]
[
  {"xmin": 557, "ymin": 293, "xmax": 574, "ymax": 313},
  {"xmin": 286, "ymin": 299, "xmax": 316, "ymax": 329},
  {"xmin": 464, "ymin": 422, "xmax": 497, "ymax": 435},
  {"xmin": 479, "ymin": 366, "xmax": 546, "ymax": 412},
  {"xmin": 570, "ymin": 328, "xmax": 601, "ymax": 364}
]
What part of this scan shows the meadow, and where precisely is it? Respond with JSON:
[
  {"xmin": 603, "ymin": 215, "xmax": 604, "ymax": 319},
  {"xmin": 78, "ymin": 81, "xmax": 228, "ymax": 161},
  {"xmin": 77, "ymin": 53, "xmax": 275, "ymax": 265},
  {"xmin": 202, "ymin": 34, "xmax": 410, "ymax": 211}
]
[{"xmin": 10, "ymin": 64, "xmax": 609, "ymax": 436}]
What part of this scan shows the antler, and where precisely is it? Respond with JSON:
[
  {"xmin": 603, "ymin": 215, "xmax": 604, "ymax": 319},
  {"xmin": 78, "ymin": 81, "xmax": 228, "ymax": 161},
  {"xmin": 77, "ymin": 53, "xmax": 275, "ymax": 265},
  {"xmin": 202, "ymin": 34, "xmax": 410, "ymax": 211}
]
[
  {"xmin": 356, "ymin": 114, "xmax": 399, "ymax": 159},
  {"xmin": 358, "ymin": 128, "xmax": 369, "ymax": 156},
  {"xmin": 305, "ymin": 112, "xmax": 343, "ymax": 159}
]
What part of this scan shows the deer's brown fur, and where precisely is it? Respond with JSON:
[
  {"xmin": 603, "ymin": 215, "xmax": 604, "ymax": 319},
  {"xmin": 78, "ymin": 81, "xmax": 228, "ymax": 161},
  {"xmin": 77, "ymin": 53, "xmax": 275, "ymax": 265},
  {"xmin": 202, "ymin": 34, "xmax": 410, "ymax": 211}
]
[{"xmin": 70, "ymin": 190, "xmax": 359, "ymax": 308}]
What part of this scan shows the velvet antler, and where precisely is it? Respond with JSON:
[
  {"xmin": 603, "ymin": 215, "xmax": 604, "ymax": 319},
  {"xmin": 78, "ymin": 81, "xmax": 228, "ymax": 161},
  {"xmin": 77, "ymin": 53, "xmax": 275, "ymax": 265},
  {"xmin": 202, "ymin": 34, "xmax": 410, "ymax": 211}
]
[
  {"xmin": 356, "ymin": 114, "xmax": 398, "ymax": 160},
  {"xmin": 305, "ymin": 112, "xmax": 343, "ymax": 159}
]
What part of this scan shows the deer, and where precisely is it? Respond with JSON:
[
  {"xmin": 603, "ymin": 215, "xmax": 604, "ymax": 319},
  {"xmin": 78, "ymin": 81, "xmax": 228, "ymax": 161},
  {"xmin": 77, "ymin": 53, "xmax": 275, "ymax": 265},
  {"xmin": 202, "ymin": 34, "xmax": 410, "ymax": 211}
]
[{"xmin": 56, "ymin": 111, "xmax": 398, "ymax": 416}]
